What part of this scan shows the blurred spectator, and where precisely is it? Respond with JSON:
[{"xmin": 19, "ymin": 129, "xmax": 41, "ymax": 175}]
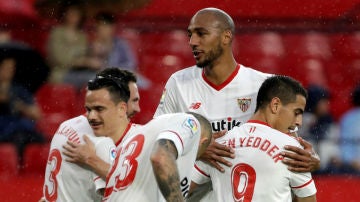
[
  {"xmin": 0, "ymin": 26, "xmax": 50, "ymax": 93},
  {"xmin": 0, "ymin": 55, "xmax": 44, "ymax": 165},
  {"xmin": 87, "ymin": 11, "xmax": 137, "ymax": 70},
  {"xmin": 63, "ymin": 11, "xmax": 141, "ymax": 90},
  {"xmin": 339, "ymin": 85, "xmax": 360, "ymax": 174},
  {"xmin": 46, "ymin": 0, "xmax": 88, "ymax": 83},
  {"xmin": 298, "ymin": 85, "xmax": 341, "ymax": 173}
]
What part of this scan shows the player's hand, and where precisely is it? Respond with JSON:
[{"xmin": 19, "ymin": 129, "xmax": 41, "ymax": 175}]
[
  {"xmin": 38, "ymin": 197, "xmax": 45, "ymax": 202},
  {"xmin": 62, "ymin": 135, "xmax": 96, "ymax": 166},
  {"xmin": 281, "ymin": 137, "xmax": 320, "ymax": 172},
  {"xmin": 199, "ymin": 131, "xmax": 235, "ymax": 173}
]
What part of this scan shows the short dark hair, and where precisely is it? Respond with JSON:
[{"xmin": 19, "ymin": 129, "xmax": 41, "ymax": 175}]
[
  {"xmin": 197, "ymin": 8, "xmax": 235, "ymax": 36},
  {"xmin": 87, "ymin": 68, "xmax": 137, "ymax": 104},
  {"xmin": 255, "ymin": 75, "xmax": 307, "ymax": 112}
]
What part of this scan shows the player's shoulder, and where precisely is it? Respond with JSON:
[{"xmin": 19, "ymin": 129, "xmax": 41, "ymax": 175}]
[
  {"xmin": 154, "ymin": 112, "xmax": 194, "ymax": 122},
  {"xmin": 58, "ymin": 115, "xmax": 93, "ymax": 136},
  {"xmin": 239, "ymin": 64, "xmax": 272, "ymax": 78},
  {"xmin": 87, "ymin": 135, "xmax": 114, "ymax": 146},
  {"xmin": 59, "ymin": 115, "xmax": 88, "ymax": 127},
  {"xmin": 169, "ymin": 65, "xmax": 200, "ymax": 80}
]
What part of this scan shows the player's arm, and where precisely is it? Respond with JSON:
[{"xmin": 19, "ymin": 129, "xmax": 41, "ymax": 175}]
[
  {"xmin": 189, "ymin": 181, "xmax": 199, "ymax": 196},
  {"xmin": 150, "ymin": 139, "xmax": 184, "ymax": 202},
  {"xmin": 62, "ymin": 135, "xmax": 110, "ymax": 179},
  {"xmin": 297, "ymin": 195, "xmax": 317, "ymax": 202},
  {"xmin": 199, "ymin": 131, "xmax": 235, "ymax": 172},
  {"xmin": 281, "ymin": 137, "xmax": 320, "ymax": 172},
  {"xmin": 37, "ymin": 196, "xmax": 45, "ymax": 202}
]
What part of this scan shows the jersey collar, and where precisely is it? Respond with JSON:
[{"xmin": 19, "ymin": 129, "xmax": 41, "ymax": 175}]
[
  {"xmin": 202, "ymin": 64, "xmax": 240, "ymax": 91},
  {"xmin": 115, "ymin": 122, "xmax": 133, "ymax": 146},
  {"xmin": 247, "ymin": 120, "xmax": 271, "ymax": 127}
]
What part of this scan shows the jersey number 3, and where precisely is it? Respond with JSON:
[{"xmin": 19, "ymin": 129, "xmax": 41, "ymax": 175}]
[
  {"xmin": 112, "ymin": 135, "xmax": 144, "ymax": 190},
  {"xmin": 44, "ymin": 149, "xmax": 62, "ymax": 201},
  {"xmin": 231, "ymin": 163, "xmax": 256, "ymax": 202}
]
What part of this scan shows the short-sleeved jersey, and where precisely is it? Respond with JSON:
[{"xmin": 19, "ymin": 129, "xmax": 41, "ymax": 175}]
[
  {"xmin": 192, "ymin": 121, "xmax": 317, "ymax": 202},
  {"xmin": 103, "ymin": 113, "xmax": 202, "ymax": 202},
  {"xmin": 154, "ymin": 64, "xmax": 271, "ymax": 133},
  {"xmin": 43, "ymin": 115, "xmax": 116, "ymax": 202}
]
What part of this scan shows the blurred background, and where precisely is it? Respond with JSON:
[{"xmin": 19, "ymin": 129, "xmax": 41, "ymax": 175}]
[{"xmin": 1, "ymin": 0, "xmax": 360, "ymax": 201}]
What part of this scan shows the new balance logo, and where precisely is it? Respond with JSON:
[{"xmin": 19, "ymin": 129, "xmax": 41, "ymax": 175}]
[{"xmin": 189, "ymin": 102, "xmax": 201, "ymax": 109}]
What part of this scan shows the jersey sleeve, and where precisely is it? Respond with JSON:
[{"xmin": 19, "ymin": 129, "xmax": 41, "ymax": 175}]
[
  {"xmin": 290, "ymin": 169, "xmax": 317, "ymax": 197},
  {"xmin": 154, "ymin": 76, "xmax": 179, "ymax": 117},
  {"xmin": 156, "ymin": 114, "xmax": 201, "ymax": 157},
  {"xmin": 191, "ymin": 160, "xmax": 211, "ymax": 185},
  {"xmin": 91, "ymin": 137, "xmax": 117, "ymax": 192}
]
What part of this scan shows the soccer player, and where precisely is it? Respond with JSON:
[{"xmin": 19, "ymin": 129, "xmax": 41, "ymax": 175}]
[
  {"xmin": 42, "ymin": 68, "xmax": 139, "ymax": 201},
  {"xmin": 154, "ymin": 7, "xmax": 320, "ymax": 200},
  {"xmin": 103, "ymin": 112, "xmax": 212, "ymax": 202},
  {"xmin": 62, "ymin": 68, "xmax": 140, "ymax": 180},
  {"xmin": 191, "ymin": 75, "xmax": 317, "ymax": 202}
]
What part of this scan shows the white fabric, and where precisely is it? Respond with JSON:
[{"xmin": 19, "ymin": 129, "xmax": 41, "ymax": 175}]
[
  {"xmin": 43, "ymin": 115, "xmax": 116, "ymax": 202},
  {"xmin": 192, "ymin": 122, "xmax": 317, "ymax": 202},
  {"xmin": 154, "ymin": 64, "xmax": 271, "ymax": 201},
  {"xmin": 154, "ymin": 64, "xmax": 270, "ymax": 131},
  {"xmin": 103, "ymin": 113, "xmax": 201, "ymax": 202}
]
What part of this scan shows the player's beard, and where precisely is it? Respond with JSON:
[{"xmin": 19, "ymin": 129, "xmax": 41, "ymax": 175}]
[{"xmin": 196, "ymin": 41, "xmax": 224, "ymax": 68}]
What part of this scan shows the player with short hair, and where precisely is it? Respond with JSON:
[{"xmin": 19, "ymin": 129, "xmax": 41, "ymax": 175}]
[
  {"xmin": 42, "ymin": 68, "xmax": 140, "ymax": 201},
  {"xmin": 191, "ymin": 75, "xmax": 317, "ymax": 202},
  {"xmin": 154, "ymin": 7, "xmax": 320, "ymax": 201},
  {"xmin": 61, "ymin": 68, "xmax": 140, "ymax": 179},
  {"xmin": 103, "ymin": 112, "xmax": 212, "ymax": 202}
]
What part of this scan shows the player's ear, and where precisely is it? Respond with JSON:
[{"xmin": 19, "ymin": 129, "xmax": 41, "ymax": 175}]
[
  {"xmin": 270, "ymin": 97, "xmax": 281, "ymax": 114},
  {"xmin": 200, "ymin": 136, "xmax": 210, "ymax": 147},
  {"xmin": 222, "ymin": 29, "xmax": 232, "ymax": 45},
  {"xmin": 117, "ymin": 101, "xmax": 127, "ymax": 114}
]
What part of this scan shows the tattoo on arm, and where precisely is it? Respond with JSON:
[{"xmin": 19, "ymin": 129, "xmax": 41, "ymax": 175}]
[{"xmin": 151, "ymin": 139, "xmax": 184, "ymax": 202}]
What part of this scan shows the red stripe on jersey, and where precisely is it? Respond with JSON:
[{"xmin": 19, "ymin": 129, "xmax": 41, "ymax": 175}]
[
  {"xmin": 194, "ymin": 164, "xmax": 210, "ymax": 177},
  {"xmin": 202, "ymin": 64, "xmax": 240, "ymax": 91},
  {"xmin": 115, "ymin": 122, "xmax": 133, "ymax": 146},
  {"xmin": 93, "ymin": 176, "xmax": 101, "ymax": 182},
  {"xmin": 247, "ymin": 120, "xmax": 271, "ymax": 127},
  {"xmin": 291, "ymin": 179, "xmax": 313, "ymax": 189},
  {"xmin": 166, "ymin": 130, "xmax": 184, "ymax": 151}
]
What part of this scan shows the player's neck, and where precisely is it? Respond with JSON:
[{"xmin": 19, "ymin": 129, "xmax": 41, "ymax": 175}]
[
  {"xmin": 203, "ymin": 57, "xmax": 237, "ymax": 85},
  {"xmin": 110, "ymin": 120, "xmax": 130, "ymax": 144},
  {"xmin": 250, "ymin": 111, "xmax": 273, "ymax": 128}
]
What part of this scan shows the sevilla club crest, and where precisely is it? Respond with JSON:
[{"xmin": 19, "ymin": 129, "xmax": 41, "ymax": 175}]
[{"xmin": 237, "ymin": 98, "xmax": 251, "ymax": 112}]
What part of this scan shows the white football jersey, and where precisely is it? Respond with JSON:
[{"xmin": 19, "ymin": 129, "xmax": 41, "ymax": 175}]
[
  {"xmin": 154, "ymin": 64, "xmax": 271, "ymax": 132},
  {"xmin": 43, "ymin": 115, "xmax": 116, "ymax": 202},
  {"xmin": 154, "ymin": 64, "xmax": 271, "ymax": 201},
  {"xmin": 192, "ymin": 121, "xmax": 317, "ymax": 202},
  {"xmin": 103, "ymin": 113, "xmax": 201, "ymax": 202}
]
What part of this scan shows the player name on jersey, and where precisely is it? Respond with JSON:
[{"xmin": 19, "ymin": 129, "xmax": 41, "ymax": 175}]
[
  {"xmin": 55, "ymin": 125, "xmax": 81, "ymax": 144},
  {"xmin": 221, "ymin": 135, "xmax": 284, "ymax": 163}
]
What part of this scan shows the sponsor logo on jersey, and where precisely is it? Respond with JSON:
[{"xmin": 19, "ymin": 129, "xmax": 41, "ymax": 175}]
[
  {"xmin": 110, "ymin": 148, "xmax": 117, "ymax": 160},
  {"xmin": 237, "ymin": 98, "xmax": 251, "ymax": 112},
  {"xmin": 189, "ymin": 102, "xmax": 201, "ymax": 109},
  {"xmin": 183, "ymin": 118, "xmax": 198, "ymax": 136},
  {"xmin": 211, "ymin": 117, "xmax": 241, "ymax": 132},
  {"xmin": 180, "ymin": 177, "xmax": 190, "ymax": 197}
]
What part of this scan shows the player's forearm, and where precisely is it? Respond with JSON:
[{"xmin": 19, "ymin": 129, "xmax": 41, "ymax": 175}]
[
  {"xmin": 297, "ymin": 195, "xmax": 316, "ymax": 202},
  {"xmin": 151, "ymin": 140, "xmax": 184, "ymax": 202},
  {"xmin": 86, "ymin": 155, "xmax": 110, "ymax": 179}
]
